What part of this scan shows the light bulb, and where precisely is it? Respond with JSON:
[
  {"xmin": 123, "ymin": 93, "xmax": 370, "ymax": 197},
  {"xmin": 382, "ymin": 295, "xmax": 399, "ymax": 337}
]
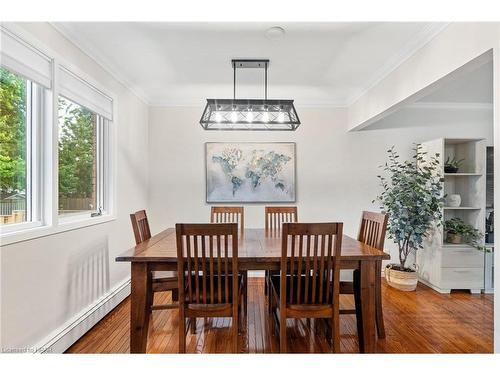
[
  {"xmin": 215, "ymin": 112, "xmax": 222, "ymax": 123},
  {"xmin": 262, "ymin": 111, "xmax": 269, "ymax": 123},
  {"xmin": 278, "ymin": 112, "xmax": 285, "ymax": 123},
  {"xmin": 231, "ymin": 111, "xmax": 238, "ymax": 123}
]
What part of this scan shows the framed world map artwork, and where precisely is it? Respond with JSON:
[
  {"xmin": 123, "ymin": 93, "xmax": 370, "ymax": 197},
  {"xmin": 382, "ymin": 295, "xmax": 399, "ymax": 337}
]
[{"xmin": 206, "ymin": 142, "xmax": 296, "ymax": 203}]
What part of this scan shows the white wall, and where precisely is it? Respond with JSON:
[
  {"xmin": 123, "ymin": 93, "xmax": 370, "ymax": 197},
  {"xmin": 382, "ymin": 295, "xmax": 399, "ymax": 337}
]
[
  {"xmin": 147, "ymin": 105, "xmax": 492, "ymax": 271},
  {"xmin": 348, "ymin": 23, "xmax": 499, "ymax": 131},
  {"xmin": 0, "ymin": 23, "xmax": 149, "ymax": 351}
]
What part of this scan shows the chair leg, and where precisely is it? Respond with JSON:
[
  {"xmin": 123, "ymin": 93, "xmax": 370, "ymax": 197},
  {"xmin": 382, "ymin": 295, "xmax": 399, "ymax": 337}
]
[
  {"xmin": 267, "ymin": 281, "xmax": 273, "ymax": 314},
  {"xmin": 233, "ymin": 305, "xmax": 239, "ymax": 353},
  {"xmin": 331, "ymin": 316, "xmax": 340, "ymax": 353},
  {"xmin": 243, "ymin": 271, "xmax": 248, "ymax": 317},
  {"xmin": 172, "ymin": 288, "xmax": 179, "ymax": 302},
  {"xmin": 179, "ymin": 317, "xmax": 186, "ymax": 353},
  {"xmin": 264, "ymin": 270, "xmax": 269, "ymax": 295},
  {"xmin": 190, "ymin": 318, "xmax": 196, "ymax": 334},
  {"xmin": 279, "ymin": 310, "xmax": 287, "ymax": 353},
  {"xmin": 375, "ymin": 260, "xmax": 386, "ymax": 339}
]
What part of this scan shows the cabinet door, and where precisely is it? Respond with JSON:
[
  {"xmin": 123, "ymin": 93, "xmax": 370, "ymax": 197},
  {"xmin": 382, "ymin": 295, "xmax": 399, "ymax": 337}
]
[
  {"xmin": 441, "ymin": 247, "xmax": 484, "ymax": 268},
  {"xmin": 441, "ymin": 267, "xmax": 484, "ymax": 289}
]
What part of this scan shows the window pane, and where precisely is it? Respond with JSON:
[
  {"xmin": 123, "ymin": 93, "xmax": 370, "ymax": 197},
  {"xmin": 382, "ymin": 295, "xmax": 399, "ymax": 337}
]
[
  {"xmin": 58, "ymin": 97, "xmax": 98, "ymax": 216},
  {"xmin": 0, "ymin": 67, "xmax": 27, "ymax": 225}
]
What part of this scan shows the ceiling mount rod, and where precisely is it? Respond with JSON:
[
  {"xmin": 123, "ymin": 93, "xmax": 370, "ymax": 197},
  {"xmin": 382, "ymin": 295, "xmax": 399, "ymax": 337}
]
[
  {"xmin": 265, "ymin": 61, "xmax": 268, "ymax": 101},
  {"xmin": 231, "ymin": 59, "xmax": 270, "ymax": 101}
]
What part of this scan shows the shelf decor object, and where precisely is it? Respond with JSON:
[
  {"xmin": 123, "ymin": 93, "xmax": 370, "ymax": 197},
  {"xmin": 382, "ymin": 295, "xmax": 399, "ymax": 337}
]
[
  {"xmin": 416, "ymin": 138, "xmax": 486, "ymax": 294},
  {"xmin": 199, "ymin": 59, "xmax": 300, "ymax": 130},
  {"xmin": 446, "ymin": 194, "xmax": 462, "ymax": 207}
]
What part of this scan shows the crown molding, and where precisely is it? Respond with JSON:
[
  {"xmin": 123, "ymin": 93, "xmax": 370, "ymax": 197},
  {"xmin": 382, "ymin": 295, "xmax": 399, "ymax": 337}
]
[
  {"xmin": 50, "ymin": 22, "xmax": 151, "ymax": 106},
  {"xmin": 345, "ymin": 22, "xmax": 450, "ymax": 107},
  {"xmin": 408, "ymin": 101, "xmax": 493, "ymax": 110}
]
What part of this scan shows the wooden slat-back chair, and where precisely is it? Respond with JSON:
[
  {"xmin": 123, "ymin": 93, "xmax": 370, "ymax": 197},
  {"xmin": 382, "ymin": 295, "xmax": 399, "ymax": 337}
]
[
  {"xmin": 210, "ymin": 206, "xmax": 247, "ymax": 315},
  {"xmin": 265, "ymin": 206, "xmax": 298, "ymax": 232},
  {"xmin": 210, "ymin": 206, "xmax": 244, "ymax": 235},
  {"xmin": 176, "ymin": 223, "xmax": 243, "ymax": 353},
  {"xmin": 130, "ymin": 210, "xmax": 178, "ymax": 311},
  {"xmin": 264, "ymin": 206, "xmax": 298, "ymax": 296},
  {"xmin": 340, "ymin": 211, "xmax": 388, "ymax": 340},
  {"xmin": 269, "ymin": 222, "xmax": 343, "ymax": 353}
]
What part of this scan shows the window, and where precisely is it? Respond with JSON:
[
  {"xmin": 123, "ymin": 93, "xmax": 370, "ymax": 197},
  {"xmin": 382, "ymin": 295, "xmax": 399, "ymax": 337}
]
[
  {"xmin": 58, "ymin": 96, "xmax": 107, "ymax": 218},
  {"xmin": 0, "ymin": 67, "xmax": 41, "ymax": 227},
  {"xmin": 1, "ymin": 27, "xmax": 114, "ymax": 241}
]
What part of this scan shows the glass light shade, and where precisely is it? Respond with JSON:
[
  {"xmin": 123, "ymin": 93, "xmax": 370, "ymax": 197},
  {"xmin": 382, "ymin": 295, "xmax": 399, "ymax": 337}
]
[{"xmin": 200, "ymin": 99, "xmax": 300, "ymax": 131}]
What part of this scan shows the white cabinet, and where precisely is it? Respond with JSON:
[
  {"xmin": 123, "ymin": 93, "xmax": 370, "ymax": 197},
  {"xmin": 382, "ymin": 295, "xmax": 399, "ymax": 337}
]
[{"xmin": 417, "ymin": 138, "xmax": 486, "ymax": 293}]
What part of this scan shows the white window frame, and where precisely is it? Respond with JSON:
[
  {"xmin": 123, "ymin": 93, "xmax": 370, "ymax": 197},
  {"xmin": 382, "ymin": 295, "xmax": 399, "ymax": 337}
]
[
  {"xmin": 57, "ymin": 98, "xmax": 110, "ymax": 224},
  {"xmin": 0, "ymin": 26, "xmax": 117, "ymax": 246},
  {"xmin": 0, "ymin": 77, "xmax": 44, "ymax": 235}
]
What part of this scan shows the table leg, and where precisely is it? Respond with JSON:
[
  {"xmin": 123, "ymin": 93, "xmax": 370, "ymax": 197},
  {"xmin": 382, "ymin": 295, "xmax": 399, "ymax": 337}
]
[
  {"xmin": 130, "ymin": 262, "xmax": 151, "ymax": 353},
  {"xmin": 375, "ymin": 260, "xmax": 386, "ymax": 339},
  {"xmin": 359, "ymin": 260, "xmax": 376, "ymax": 353}
]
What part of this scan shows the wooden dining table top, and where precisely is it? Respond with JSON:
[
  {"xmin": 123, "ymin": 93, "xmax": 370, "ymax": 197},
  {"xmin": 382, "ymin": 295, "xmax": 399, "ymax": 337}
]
[{"xmin": 116, "ymin": 228, "xmax": 390, "ymax": 264}]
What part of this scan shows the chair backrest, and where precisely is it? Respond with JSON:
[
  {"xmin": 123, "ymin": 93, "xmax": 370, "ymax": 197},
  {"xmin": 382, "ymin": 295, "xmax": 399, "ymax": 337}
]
[
  {"xmin": 281, "ymin": 222, "xmax": 343, "ymax": 305},
  {"xmin": 265, "ymin": 206, "xmax": 298, "ymax": 231},
  {"xmin": 210, "ymin": 206, "xmax": 244, "ymax": 235},
  {"xmin": 130, "ymin": 210, "xmax": 151, "ymax": 245},
  {"xmin": 357, "ymin": 211, "xmax": 388, "ymax": 250},
  {"xmin": 176, "ymin": 223, "xmax": 239, "ymax": 305}
]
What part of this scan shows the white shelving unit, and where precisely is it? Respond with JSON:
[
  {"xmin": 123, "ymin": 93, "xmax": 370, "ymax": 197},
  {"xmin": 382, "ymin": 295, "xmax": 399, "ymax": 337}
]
[{"xmin": 416, "ymin": 138, "xmax": 486, "ymax": 293}]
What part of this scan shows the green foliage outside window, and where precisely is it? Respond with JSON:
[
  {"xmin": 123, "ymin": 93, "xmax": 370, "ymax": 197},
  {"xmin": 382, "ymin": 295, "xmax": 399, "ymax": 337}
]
[
  {"xmin": 58, "ymin": 97, "xmax": 96, "ymax": 200},
  {"xmin": 0, "ymin": 67, "xmax": 26, "ymax": 198}
]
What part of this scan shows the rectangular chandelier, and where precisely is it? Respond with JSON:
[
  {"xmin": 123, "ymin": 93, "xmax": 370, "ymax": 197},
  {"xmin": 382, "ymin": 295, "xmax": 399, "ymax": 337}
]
[
  {"xmin": 200, "ymin": 59, "xmax": 300, "ymax": 131},
  {"xmin": 200, "ymin": 99, "xmax": 300, "ymax": 130}
]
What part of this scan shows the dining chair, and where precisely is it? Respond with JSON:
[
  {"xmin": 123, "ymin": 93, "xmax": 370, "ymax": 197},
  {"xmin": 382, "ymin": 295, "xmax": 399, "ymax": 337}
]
[
  {"xmin": 269, "ymin": 222, "xmax": 343, "ymax": 353},
  {"xmin": 210, "ymin": 206, "xmax": 244, "ymax": 235},
  {"xmin": 210, "ymin": 206, "xmax": 247, "ymax": 315},
  {"xmin": 130, "ymin": 210, "xmax": 178, "ymax": 311},
  {"xmin": 264, "ymin": 206, "xmax": 298, "ymax": 297},
  {"xmin": 265, "ymin": 206, "xmax": 298, "ymax": 232},
  {"xmin": 340, "ymin": 211, "xmax": 388, "ymax": 339},
  {"xmin": 176, "ymin": 223, "xmax": 243, "ymax": 353}
]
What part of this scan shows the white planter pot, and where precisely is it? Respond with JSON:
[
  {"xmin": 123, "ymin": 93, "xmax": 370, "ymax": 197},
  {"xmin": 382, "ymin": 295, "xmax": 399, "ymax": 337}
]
[{"xmin": 385, "ymin": 265, "xmax": 418, "ymax": 291}]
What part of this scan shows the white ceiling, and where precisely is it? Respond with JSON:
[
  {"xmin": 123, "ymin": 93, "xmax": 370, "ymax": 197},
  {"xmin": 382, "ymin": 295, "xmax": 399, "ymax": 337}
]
[{"xmin": 54, "ymin": 22, "xmax": 447, "ymax": 106}]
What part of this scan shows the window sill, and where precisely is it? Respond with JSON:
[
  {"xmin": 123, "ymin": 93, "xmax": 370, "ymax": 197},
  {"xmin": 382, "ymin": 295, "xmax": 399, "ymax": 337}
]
[{"xmin": 0, "ymin": 214, "xmax": 116, "ymax": 247}]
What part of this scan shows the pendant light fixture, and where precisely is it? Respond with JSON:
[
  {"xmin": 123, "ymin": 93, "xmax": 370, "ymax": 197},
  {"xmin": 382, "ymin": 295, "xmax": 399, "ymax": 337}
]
[{"xmin": 200, "ymin": 59, "xmax": 300, "ymax": 130}]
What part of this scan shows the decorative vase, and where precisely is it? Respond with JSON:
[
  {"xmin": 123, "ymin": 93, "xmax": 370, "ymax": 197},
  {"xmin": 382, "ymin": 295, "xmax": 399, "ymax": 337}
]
[
  {"xmin": 446, "ymin": 194, "xmax": 461, "ymax": 207},
  {"xmin": 444, "ymin": 165, "xmax": 459, "ymax": 173},
  {"xmin": 385, "ymin": 265, "xmax": 418, "ymax": 291},
  {"xmin": 446, "ymin": 232, "xmax": 462, "ymax": 244}
]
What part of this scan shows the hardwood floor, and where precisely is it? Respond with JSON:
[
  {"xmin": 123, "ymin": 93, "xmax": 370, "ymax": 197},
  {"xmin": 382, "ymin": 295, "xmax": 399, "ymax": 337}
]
[{"xmin": 66, "ymin": 278, "xmax": 493, "ymax": 354}]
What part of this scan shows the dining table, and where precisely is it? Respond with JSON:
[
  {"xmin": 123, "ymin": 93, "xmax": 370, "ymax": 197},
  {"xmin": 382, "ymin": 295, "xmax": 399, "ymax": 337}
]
[{"xmin": 115, "ymin": 227, "xmax": 390, "ymax": 353}]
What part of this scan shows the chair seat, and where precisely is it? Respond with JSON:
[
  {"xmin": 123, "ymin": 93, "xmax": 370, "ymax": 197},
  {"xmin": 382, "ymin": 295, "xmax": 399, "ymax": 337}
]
[
  {"xmin": 270, "ymin": 274, "xmax": 337, "ymax": 306},
  {"xmin": 184, "ymin": 274, "xmax": 244, "ymax": 304},
  {"xmin": 153, "ymin": 271, "xmax": 177, "ymax": 279}
]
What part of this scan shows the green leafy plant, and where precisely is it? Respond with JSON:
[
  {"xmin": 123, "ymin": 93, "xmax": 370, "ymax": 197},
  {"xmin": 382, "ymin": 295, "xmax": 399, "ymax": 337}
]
[
  {"xmin": 374, "ymin": 145, "xmax": 444, "ymax": 271},
  {"xmin": 444, "ymin": 218, "xmax": 485, "ymax": 250},
  {"xmin": 444, "ymin": 156, "xmax": 464, "ymax": 169}
]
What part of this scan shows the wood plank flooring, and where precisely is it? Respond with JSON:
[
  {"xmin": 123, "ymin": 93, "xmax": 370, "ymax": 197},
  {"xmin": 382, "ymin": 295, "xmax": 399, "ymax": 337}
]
[{"xmin": 66, "ymin": 278, "xmax": 493, "ymax": 354}]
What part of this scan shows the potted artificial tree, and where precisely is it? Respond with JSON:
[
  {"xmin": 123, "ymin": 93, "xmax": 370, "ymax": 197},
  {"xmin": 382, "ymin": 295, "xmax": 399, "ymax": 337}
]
[{"xmin": 375, "ymin": 145, "xmax": 444, "ymax": 291}]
